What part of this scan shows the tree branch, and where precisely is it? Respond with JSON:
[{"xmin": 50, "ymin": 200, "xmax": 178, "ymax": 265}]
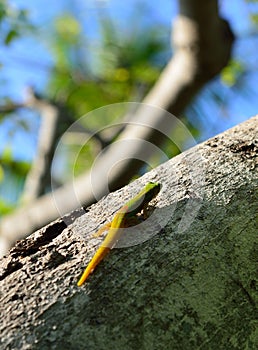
[
  {"xmin": 0, "ymin": 116, "xmax": 256, "ymax": 349},
  {"xmin": 21, "ymin": 87, "xmax": 108, "ymax": 202}
]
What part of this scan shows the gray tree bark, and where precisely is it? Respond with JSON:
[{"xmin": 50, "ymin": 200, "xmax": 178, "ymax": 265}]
[{"xmin": 0, "ymin": 116, "xmax": 257, "ymax": 350}]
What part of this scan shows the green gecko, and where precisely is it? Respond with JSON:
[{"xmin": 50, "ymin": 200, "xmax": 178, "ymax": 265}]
[{"xmin": 77, "ymin": 182, "xmax": 161, "ymax": 286}]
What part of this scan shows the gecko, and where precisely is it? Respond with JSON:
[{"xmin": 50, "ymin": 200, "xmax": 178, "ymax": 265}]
[{"xmin": 77, "ymin": 182, "xmax": 161, "ymax": 286}]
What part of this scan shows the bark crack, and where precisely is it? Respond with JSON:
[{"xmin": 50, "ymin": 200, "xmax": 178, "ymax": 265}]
[{"xmin": 10, "ymin": 221, "xmax": 67, "ymax": 258}]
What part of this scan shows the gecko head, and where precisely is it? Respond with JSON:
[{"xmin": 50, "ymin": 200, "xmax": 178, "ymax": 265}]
[{"xmin": 146, "ymin": 182, "xmax": 162, "ymax": 198}]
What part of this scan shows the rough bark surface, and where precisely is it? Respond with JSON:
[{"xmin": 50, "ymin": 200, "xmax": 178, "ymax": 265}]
[{"xmin": 0, "ymin": 116, "xmax": 257, "ymax": 350}]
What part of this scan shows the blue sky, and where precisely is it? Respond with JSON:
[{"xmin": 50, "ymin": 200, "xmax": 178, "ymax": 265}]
[{"xmin": 0, "ymin": 0, "xmax": 258, "ymax": 161}]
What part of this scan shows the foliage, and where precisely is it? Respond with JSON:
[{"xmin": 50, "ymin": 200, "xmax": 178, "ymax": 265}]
[
  {"xmin": 46, "ymin": 12, "xmax": 168, "ymax": 178},
  {"xmin": 47, "ymin": 13, "xmax": 166, "ymax": 124},
  {"xmin": 0, "ymin": 198, "xmax": 16, "ymax": 215},
  {"xmin": 0, "ymin": 147, "xmax": 30, "ymax": 177},
  {"xmin": 0, "ymin": 147, "xmax": 30, "ymax": 214},
  {"xmin": 0, "ymin": 0, "xmax": 34, "ymax": 47},
  {"xmin": 0, "ymin": 5, "xmax": 169, "ymax": 201},
  {"xmin": 221, "ymin": 60, "xmax": 246, "ymax": 87}
]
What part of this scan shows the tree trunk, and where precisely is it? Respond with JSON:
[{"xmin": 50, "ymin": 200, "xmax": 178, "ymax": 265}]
[{"xmin": 0, "ymin": 116, "xmax": 257, "ymax": 350}]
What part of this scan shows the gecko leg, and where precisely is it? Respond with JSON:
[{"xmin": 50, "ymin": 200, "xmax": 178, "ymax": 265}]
[{"xmin": 91, "ymin": 223, "xmax": 111, "ymax": 238}]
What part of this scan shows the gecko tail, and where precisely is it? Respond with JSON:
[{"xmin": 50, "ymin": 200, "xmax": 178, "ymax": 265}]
[{"xmin": 77, "ymin": 246, "xmax": 110, "ymax": 286}]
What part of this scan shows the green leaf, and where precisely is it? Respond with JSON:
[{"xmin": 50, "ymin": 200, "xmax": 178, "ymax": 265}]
[
  {"xmin": 221, "ymin": 60, "xmax": 245, "ymax": 87},
  {"xmin": 0, "ymin": 164, "xmax": 4, "ymax": 182},
  {"xmin": 1, "ymin": 146, "xmax": 13, "ymax": 163},
  {"xmin": 54, "ymin": 14, "xmax": 81, "ymax": 43},
  {"xmin": 0, "ymin": 198, "xmax": 16, "ymax": 215},
  {"xmin": 250, "ymin": 14, "xmax": 258, "ymax": 25},
  {"xmin": 4, "ymin": 28, "xmax": 19, "ymax": 45}
]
